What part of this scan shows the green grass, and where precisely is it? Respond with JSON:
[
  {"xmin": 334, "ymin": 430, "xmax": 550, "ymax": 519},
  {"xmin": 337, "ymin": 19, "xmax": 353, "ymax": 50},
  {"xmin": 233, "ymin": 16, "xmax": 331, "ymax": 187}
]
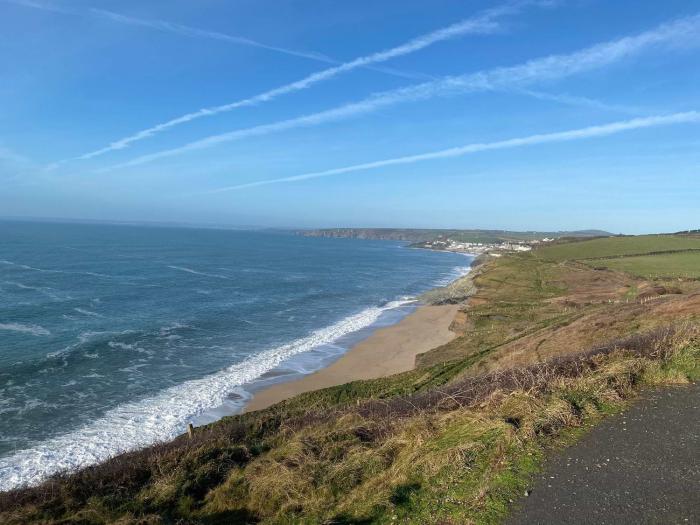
[
  {"xmin": 535, "ymin": 235, "xmax": 700, "ymax": 262},
  {"xmin": 586, "ymin": 252, "xmax": 700, "ymax": 279},
  {"xmin": 3, "ymin": 235, "xmax": 700, "ymax": 524},
  {"xmin": 3, "ymin": 330, "xmax": 698, "ymax": 525}
]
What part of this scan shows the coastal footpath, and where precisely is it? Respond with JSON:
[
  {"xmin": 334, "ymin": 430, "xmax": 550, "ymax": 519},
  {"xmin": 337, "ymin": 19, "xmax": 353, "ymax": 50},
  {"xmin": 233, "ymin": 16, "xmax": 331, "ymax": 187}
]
[{"xmin": 1, "ymin": 234, "xmax": 699, "ymax": 524}]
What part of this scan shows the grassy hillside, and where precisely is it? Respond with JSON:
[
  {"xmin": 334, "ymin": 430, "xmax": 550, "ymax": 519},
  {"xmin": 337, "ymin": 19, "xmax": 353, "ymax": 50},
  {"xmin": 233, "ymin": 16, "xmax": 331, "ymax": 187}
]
[
  {"xmin": 534, "ymin": 234, "xmax": 700, "ymax": 261},
  {"xmin": 416, "ymin": 236, "xmax": 700, "ymax": 371},
  {"xmin": 531, "ymin": 234, "xmax": 700, "ymax": 280},
  {"xmin": 2, "ymin": 236, "xmax": 699, "ymax": 524},
  {"xmin": 592, "ymin": 252, "xmax": 700, "ymax": 279}
]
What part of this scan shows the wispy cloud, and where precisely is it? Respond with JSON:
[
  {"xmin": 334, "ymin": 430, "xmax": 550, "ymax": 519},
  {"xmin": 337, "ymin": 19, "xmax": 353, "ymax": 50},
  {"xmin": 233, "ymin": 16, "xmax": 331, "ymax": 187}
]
[
  {"xmin": 203, "ymin": 111, "xmax": 700, "ymax": 192},
  {"xmin": 0, "ymin": 145, "xmax": 30, "ymax": 165},
  {"xmin": 86, "ymin": 8, "xmax": 335, "ymax": 64},
  {"xmin": 2, "ymin": 0, "xmax": 335, "ymax": 64},
  {"xmin": 102, "ymin": 13, "xmax": 700, "ymax": 172},
  {"xmin": 0, "ymin": 144, "xmax": 36, "ymax": 185},
  {"xmin": 510, "ymin": 89, "xmax": 646, "ymax": 115},
  {"xmin": 65, "ymin": 1, "xmax": 549, "ymax": 162}
]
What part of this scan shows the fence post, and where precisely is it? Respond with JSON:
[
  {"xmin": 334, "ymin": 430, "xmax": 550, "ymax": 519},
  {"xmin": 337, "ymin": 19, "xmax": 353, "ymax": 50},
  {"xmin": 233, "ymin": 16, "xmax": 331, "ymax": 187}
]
[{"xmin": 187, "ymin": 422, "xmax": 194, "ymax": 439}]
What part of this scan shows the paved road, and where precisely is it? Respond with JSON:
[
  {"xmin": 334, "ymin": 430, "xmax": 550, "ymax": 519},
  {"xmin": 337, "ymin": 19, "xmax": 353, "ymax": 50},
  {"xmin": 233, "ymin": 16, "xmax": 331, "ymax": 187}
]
[{"xmin": 506, "ymin": 383, "xmax": 700, "ymax": 525}]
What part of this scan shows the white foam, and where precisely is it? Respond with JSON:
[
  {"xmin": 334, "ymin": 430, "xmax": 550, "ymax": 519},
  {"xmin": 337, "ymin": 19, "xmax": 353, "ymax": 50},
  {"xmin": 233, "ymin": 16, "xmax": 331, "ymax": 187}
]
[
  {"xmin": 167, "ymin": 265, "xmax": 232, "ymax": 280},
  {"xmin": 433, "ymin": 261, "xmax": 474, "ymax": 287},
  {"xmin": 74, "ymin": 308, "xmax": 104, "ymax": 318},
  {"xmin": 0, "ymin": 298, "xmax": 413, "ymax": 491},
  {"xmin": 2, "ymin": 280, "xmax": 65, "ymax": 301},
  {"xmin": 0, "ymin": 259, "xmax": 112, "ymax": 279},
  {"xmin": 47, "ymin": 329, "xmax": 140, "ymax": 358},
  {"xmin": 0, "ymin": 323, "xmax": 50, "ymax": 337}
]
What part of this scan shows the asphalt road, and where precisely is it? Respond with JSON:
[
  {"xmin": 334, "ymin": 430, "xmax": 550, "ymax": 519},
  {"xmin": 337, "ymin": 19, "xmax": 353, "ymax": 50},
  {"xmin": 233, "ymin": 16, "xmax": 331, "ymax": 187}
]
[{"xmin": 506, "ymin": 383, "xmax": 700, "ymax": 525}]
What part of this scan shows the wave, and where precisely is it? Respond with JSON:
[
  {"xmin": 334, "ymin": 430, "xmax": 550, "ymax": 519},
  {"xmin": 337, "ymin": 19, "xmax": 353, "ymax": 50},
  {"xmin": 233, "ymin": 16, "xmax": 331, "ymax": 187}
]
[
  {"xmin": 2, "ymin": 280, "xmax": 65, "ymax": 301},
  {"xmin": 0, "ymin": 323, "xmax": 50, "ymax": 337},
  {"xmin": 167, "ymin": 265, "xmax": 232, "ymax": 280},
  {"xmin": 74, "ymin": 308, "xmax": 104, "ymax": 318},
  {"xmin": 429, "ymin": 254, "xmax": 475, "ymax": 288},
  {"xmin": 0, "ymin": 298, "xmax": 413, "ymax": 491},
  {"xmin": 433, "ymin": 265, "xmax": 473, "ymax": 287},
  {"xmin": 0, "ymin": 259, "xmax": 113, "ymax": 279},
  {"xmin": 46, "ymin": 329, "xmax": 139, "ymax": 359}
]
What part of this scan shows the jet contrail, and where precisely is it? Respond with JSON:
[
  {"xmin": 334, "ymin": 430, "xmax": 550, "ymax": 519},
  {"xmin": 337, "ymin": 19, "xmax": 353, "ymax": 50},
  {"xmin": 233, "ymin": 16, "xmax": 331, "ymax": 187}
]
[
  {"xmin": 204, "ymin": 111, "xmax": 700, "ymax": 192},
  {"xmin": 100, "ymin": 13, "xmax": 700, "ymax": 172},
  {"xmin": 63, "ymin": 1, "xmax": 551, "ymax": 162},
  {"xmin": 2, "ymin": 0, "xmax": 337, "ymax": 64}
]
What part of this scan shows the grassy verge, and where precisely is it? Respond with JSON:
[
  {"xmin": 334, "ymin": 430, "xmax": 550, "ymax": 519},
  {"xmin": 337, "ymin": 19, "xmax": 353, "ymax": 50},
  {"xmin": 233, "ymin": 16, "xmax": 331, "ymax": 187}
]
[{"xmin": 1, "ymin": 326, "xmax": 698, "ymax": 525}]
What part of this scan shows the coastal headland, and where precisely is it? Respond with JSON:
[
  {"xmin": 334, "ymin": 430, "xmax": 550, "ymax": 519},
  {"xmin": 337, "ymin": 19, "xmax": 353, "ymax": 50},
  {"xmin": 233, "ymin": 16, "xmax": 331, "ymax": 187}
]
[{"xmin": 2, "ymin": 232, "xmax": 699, "ymax": 524}]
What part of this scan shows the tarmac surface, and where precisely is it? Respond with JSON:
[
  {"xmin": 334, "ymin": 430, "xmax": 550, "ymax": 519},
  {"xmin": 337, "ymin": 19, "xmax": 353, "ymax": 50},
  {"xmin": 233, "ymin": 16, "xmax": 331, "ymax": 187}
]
[{"xmin": 506, "ymin": 383, "xmax": 700, "ymax": 525}]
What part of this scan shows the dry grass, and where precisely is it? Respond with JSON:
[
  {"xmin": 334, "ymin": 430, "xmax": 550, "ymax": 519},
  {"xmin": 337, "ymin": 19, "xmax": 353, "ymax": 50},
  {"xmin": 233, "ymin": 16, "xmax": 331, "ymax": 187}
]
[
  {"xmin": 418, "ymin": 250, "xmax": 700, "ymax": 373},
  {"xmin": 3, "ymin": 236, "xmax": 700, "ymax": 524},
  {"xmin": 2, "ymin": 325, "xmax": 698, "ymax": 525}
]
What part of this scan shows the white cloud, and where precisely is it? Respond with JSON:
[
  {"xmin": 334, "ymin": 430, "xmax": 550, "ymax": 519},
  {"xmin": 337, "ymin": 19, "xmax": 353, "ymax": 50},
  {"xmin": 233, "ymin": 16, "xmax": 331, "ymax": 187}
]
[
  {"xmin": 0, "ymin": 145, "xmax": 29, "ymax": 165},
  {"xmin": 508, "ymin": 89, "xmax": 646, "ymax": 115},
  {"xmin": 68, "ymin": 1, "xmax": 549, "ymax": 162},
  {"xmin": 101, "ymin": 13, "xmax": 700, "ymax": 172},
  {"xmin": 87, "ymin": 8, "xmax": 335, "ymax": 64},
  {"xmin": 2, "ymin": 0, "xmax": 335, "ymax": 64},
  {"xmin": 204, "ymin": 111, "xmax": 700, "ymax": 192}
]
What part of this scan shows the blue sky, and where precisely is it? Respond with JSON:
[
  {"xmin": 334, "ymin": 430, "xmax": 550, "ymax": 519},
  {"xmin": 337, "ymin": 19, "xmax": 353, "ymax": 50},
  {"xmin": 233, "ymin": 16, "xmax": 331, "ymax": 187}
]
[{"xmin": 1, "ymin": 0, "xmax": 699, "ymax": 233}]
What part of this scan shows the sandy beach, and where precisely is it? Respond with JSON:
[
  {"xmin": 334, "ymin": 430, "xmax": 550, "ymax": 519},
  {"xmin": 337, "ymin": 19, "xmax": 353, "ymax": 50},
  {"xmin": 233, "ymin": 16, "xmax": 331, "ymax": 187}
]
[{"xmin": 245, "ymin": 303, "xmax": 460, "ymax": 412}]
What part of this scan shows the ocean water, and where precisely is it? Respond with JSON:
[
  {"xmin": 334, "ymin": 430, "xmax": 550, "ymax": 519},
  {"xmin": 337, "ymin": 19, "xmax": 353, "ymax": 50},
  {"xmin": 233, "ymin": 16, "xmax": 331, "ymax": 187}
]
[{"xmin": 0, "ymin": 221, "xmax": 472, "ymax": 490}]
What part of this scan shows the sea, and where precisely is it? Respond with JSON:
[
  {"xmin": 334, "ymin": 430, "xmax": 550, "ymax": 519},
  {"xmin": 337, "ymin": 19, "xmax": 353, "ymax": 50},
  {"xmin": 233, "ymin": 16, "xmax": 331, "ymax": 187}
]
[{"xmin": 0, "ymin": 221, "xmax": 473, "ymax": 490}]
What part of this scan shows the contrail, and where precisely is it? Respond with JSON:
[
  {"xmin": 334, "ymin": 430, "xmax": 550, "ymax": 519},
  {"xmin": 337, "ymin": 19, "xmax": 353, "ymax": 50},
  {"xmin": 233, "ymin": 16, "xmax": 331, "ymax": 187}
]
[
  {"xmin": 64, "ymin": 1, "xmax": 550, "ymax": 162},
  {"xmin": 101, "ymin": 13, "xmax": 700, "ymax": 172},
  {"xmin": 204, "ymin": 111, "xmax": 700, "ymax": 192},
  {"xmin": 509, "ymin": 89, "xmax": 645, "ymax": 115},
  {"xmin": 88, "ymin": 8, "xmax": 335, "ymax": 64},
  {"xmin": 2, "ymin": 0, "xmax": 336, "ymax": 64}
]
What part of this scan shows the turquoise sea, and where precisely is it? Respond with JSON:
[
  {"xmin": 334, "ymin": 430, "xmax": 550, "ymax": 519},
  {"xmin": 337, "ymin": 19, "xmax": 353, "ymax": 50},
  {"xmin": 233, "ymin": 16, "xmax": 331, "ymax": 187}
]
[{"xmin": 0, "ymin": 221, "xmax": 472, "ymax": 489}]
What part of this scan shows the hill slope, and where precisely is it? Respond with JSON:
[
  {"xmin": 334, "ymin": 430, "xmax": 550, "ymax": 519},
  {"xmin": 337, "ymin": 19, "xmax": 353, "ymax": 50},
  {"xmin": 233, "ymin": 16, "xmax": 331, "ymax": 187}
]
[{"xmin": 1, "ymin": 235, "xmax": 699, "ymax": 524}]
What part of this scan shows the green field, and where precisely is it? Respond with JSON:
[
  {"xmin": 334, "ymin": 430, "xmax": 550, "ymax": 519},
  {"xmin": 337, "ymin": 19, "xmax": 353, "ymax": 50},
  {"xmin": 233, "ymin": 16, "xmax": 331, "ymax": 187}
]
[
  {"xmin": 588, "ymin": 252, "xmax": 700, "ymax": 279},
  {"xmin": 535, "ymin": 235, "xmax": 700, "ymax": 262}
]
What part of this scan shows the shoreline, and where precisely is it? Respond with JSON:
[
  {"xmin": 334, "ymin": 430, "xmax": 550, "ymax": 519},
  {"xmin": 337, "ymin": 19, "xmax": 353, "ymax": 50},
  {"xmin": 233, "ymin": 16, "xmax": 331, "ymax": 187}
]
[
  {"xmin": 244, "ymin": 302, "xmax": 461, "ymax": 412},
  {"xmin": 242, "ymin": 254, "xmax": 476, "ymax": 414}
]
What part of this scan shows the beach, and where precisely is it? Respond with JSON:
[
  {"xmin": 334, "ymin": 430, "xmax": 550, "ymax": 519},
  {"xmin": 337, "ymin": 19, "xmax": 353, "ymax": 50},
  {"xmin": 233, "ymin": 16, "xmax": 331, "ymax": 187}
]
[{"xmin": 244, "ymin": 302, "xmax": 461, "ymax": 412}]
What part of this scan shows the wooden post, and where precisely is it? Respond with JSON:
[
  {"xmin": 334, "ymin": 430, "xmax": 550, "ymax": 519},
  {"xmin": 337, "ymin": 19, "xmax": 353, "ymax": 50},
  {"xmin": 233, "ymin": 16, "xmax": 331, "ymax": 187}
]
[{"xmin": 187, "ymin": 422, "xmax": 194, "ymax": 439}]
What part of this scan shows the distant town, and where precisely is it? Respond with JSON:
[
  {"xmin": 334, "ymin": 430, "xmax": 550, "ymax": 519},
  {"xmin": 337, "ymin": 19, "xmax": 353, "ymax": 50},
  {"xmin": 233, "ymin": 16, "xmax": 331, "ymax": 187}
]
[{"xmin": 411, "ymin": 236, "xmax": 555, "ymax": 255}]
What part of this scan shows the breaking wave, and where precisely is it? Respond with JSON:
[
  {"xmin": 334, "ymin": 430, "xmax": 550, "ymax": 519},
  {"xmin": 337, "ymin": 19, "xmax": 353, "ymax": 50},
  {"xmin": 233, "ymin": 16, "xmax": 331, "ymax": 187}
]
[
  {"xmin": 0, "ymin": 298, "xmax": 413, "ymax": 491},
  {"xmin": 0, "ymin": 323, "xmax": 50, "ymax": 337}
]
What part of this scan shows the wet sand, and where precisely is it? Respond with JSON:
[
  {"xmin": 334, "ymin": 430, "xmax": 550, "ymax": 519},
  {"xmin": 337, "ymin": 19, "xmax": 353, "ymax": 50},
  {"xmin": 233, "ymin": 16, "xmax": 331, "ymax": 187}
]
[{"xmin": 245, "ymin": 303, "xmax": 460, "ymax": 412}]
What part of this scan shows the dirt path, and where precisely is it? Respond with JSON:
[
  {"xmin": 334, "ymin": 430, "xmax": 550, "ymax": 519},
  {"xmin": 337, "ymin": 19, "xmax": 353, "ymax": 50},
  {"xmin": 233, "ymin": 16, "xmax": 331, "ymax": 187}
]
[{"xmin": 506, "ymin": 383, "xmax": 700, "ymax": 525}]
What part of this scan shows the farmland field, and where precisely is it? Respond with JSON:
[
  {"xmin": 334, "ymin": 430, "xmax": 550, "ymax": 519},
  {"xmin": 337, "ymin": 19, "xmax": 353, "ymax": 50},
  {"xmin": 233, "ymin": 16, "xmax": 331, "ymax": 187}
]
[
  {"xmin": 586, "ymin": 252, "xmax": 700, "ymax": 279},
  {"xmin": 535, "ymin": 235, "xmax": 700, "ymax": 261}
]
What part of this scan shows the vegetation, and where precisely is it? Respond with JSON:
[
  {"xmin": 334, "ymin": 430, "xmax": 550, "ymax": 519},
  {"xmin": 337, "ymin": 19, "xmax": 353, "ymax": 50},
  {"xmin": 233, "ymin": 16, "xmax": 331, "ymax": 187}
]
[
  {"xmin": 531, "ymin": 233, "xmax": 700, "ymax": 279},
  {"xmin": 300, "ymin": 228, "xmax": 610, "ymax": 244},
  {"xmin": 586, "ymin": 252, "xmax": 700, "ymax": 279},
  {"xmin": 1, "ymin": 235, "xmax": 699, "ymax": 524},
  {"xmin": 534, "ymin": 234, "xmax": 700, "ymax": 262},
  {"xmin": 415, "ymin": 233, "xmax": 700, "ymax": 372}
]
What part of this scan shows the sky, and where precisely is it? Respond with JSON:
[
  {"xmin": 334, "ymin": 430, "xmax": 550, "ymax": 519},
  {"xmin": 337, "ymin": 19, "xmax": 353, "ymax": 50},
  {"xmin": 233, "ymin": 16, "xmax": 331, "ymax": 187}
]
[{"xmin": 1, "ymin": 0, "xmax": 699, "ymax": 233}]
